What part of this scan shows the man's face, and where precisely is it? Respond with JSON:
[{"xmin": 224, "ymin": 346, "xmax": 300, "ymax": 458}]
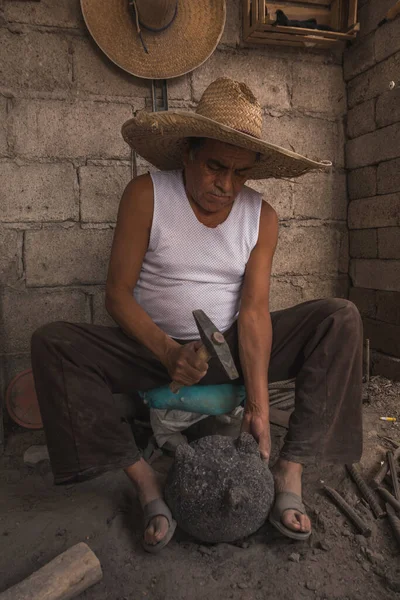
[{"xmin": 183, "ymin": 139, "xmax": 257, "ymax": 214}]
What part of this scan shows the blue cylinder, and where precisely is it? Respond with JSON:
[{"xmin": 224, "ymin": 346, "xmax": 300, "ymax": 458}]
[{"xmin": 139, "ymin": 384, "xmax": 246, "ymax": 415}]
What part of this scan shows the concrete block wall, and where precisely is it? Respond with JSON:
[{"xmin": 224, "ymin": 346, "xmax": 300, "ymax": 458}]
[
  {"xmin": 344, "ymin": 0, "xmax": 400, "ymax": 381},
  {"xmin": 0, "ymin": 0, "xmax": 347, "ymax": 395}
]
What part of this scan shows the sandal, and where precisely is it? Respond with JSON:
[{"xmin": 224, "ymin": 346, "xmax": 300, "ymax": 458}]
[
  {"xmin": 269, "ymin": 491, "xmax": 311, "ymax": 541},
  {"xmin": 142, "ymin": 498, "xmax": 177, "ymax": 554}
]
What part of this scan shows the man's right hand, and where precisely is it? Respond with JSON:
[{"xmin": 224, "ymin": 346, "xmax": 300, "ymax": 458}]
[{"xmin": 164, "ymin": 341, "xmax": 208, "ymax": 386}]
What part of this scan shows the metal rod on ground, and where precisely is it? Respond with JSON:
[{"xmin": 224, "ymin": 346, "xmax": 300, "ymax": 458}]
[
  {"xmin": 377, "ymin": 486, "xmax": 400, "ymax": 512},
  {"xmin": 387, "ymin": 450, "xmax": 400, "ymax": 501},
  {"xmin": 323, "ymin": 485, "xmax": 372, "ymax": 537},
  {"xmin": 372, "ymin": 446, "xmax": 400, "ymax": 488},
  {"xmin": 345, "ymin": 464, "xmax": 385, "ymax": 519},
  {"xmin": 386, "ymin": 503, "xmax": 400, "ymax": 549}
]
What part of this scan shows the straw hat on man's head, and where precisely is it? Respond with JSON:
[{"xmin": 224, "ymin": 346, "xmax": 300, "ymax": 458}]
[
  {"xmin": 122, "ymin": 77, "xmax": 332, "ymax": 180},
  {"xmin": 81, "ymin": 0, "xmax": 226, "ymax": 79}
]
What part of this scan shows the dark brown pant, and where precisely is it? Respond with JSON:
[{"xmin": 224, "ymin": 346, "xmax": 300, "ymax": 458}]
[{"xmin": 31, "ymin": 299, "xmax": 363, "ymax": 484}]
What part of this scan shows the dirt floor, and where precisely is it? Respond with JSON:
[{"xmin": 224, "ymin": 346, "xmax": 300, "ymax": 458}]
[{"xmin": 0, "ymin": 376, "xmax": 399, "ymax": 600}]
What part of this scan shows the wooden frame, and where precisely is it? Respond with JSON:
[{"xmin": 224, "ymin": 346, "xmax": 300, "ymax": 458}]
[{"xmin": 243, "ymin": 0, "xmax": 359, "ymax": 50}]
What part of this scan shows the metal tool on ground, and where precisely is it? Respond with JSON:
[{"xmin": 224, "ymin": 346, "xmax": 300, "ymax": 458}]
[
  {"xmin": 346, "ymin": 464, "xmax": 385, "ymax": 519},
  {"xmin": 387, "ymin": 450, "xmax": 400, "ymax": 501},
  {"xmin": 323, "ymin": 485, "xmax": 372, "ymax": 537},
  {"xmin": 377, "ymin": 486, "xmax": 400, "ymax": 512},
  {"xmin": 386, "ymin": 503, "xmax": 400, "ymax": 549},
  {"xmin": 0, "ymin": 542, "xmax": 102, "ymax": 600},
  {"xmin": 170, "ymin": 310, "xmax": 239, "ymax": 394},
  {"xmin": 372, "ymin": 445, "xmax": 400, "ymax": 488}
]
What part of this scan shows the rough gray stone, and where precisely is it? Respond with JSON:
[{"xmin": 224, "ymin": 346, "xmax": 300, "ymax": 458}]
[
  {"xmin": 25, "ymin": 226, "xmax": 113, "ymax": 286},
  {"xmin": 0, "ymin": 162, "xmax": 78, "ymax": 222},
  {"xmin": 273, "ymin": 226, "xmax": 342, "ymax": 275},
  {"xmin": 0, "ymin": 228, "xmax": 20, "ymax": 284},
  {"xmin": 292, "ymin": 64, "xmax": 346, "ymax": 116},
  {"xmin": 348, "ymin": 194, "xmax": 400, "ymax": 229},
  {"xmin": 247, "ymin": 179, "xmax": 292, "ymax": 220},
  {"xmin": 79, "ymin": 164, "xmax": 130, "ymax": 222},
  {"xmin": 4, "ymin": 0, "xmax": 83, "ymax": 28},
  {"xmin": 348, "ymin": 52, "xmax": 400, "ymax": 109},
  {"xmin": 0, "ymin": 287, "xmax": 90, "ymax": 352},
  {"xmin": 349, "ymin": 287, "xmax": 377, "ymax": 319},
  {"xmin": 350, "ymin": 229, "xmax": 377, "ymax": 258},
  {"xmin": 347, "ymin": 100, "xmax": 375, "ymax": 140},
  {"xmin": 293, "ymin": 171, "xmax": 347, "ymax": 221},
  {"xmin": 192, "ymin": 51, "xmax": 290, "ymax": 110},
  {"xmin": 378, "ymin": 227, "xmax": 400, "ymax": 258},
  {"xmin": 0, "ymin": 29, "xmax": 69, "ymax": 92},
  {"xmin": 165, "ymin": 433, "xmax": 274, "ymax": 543},
  {"xmin": 23, "ymin": 445, "xmax": 49, "ymax": 466},
  {"xmin": 376, "ymin": 291, "xmax": 400, "ymax": 325},
  {"xmin": 346, "ymin": 123, "xmax": 400, "ymax": 169},
  {"xmin": 350, "ymin": 259, "xmax": 400, "ymax": 292},
  {"xmin": 375, "ymin": 17, "xmax": 400, "ymax": 62},
  {"xmin": 348, "ymin": 167, "xmax": 377, "ymax": 200},
  {"xmin": 372, "ymin": 351, "xmax": 400, "ymax": 381},
  {"xmin": 376, "ymin": 88, "xmax": 400, "ymax": 129},
  {"xmin": 377, "ymin": 159, "xmax": 400, "ymax": 195},
  {"xmin": 11, "ymin": 100, "xmax": 132, "ymax": 159},
  {"xmin": 343, "ymin": 34, "xmax": 375, "ymax": 82}
]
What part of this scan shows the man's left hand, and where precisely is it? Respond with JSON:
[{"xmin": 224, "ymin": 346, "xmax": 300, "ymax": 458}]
[{"xmin": 241, "ymin": 409, "xmax": 271, "ymax": 462}]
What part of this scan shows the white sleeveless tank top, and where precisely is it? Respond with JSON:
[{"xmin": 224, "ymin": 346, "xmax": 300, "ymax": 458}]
[{"xmin": 133, "ymin": 170, "xmax": 262, "ymax": 340}]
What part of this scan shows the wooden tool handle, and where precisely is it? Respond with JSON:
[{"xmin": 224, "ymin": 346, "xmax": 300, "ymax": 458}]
[
  {"xmin": 169, "ymin": 344, "xmax": 210, "ymax": 394},
  {"xmin": 0, "ymin": 542, "xmax": 102, "ymax": 600}
]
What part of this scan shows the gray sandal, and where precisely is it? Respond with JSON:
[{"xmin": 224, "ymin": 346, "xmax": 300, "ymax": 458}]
[
  {"xmin": 142, "ymin": 498, "xmax": 177, "ymax": 554},
  {"xmin": 269, "ymin": 491, "xmax": 311, "ymax": 541}
]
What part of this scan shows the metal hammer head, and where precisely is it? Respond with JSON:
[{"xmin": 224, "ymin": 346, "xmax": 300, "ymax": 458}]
[{"xmin": 192, "ymin": 310, "xmax": 239, "ymax": 380}]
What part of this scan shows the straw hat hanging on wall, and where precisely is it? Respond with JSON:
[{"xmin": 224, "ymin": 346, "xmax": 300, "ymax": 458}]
[{"xmin": 80, "ymin": 0, "xmax": 226, "ymax": 79}]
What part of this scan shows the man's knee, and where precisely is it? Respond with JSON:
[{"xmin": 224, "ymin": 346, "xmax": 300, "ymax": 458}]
[
  {"xmin": 31, "ymin": 321, "xmax": 69, "ymax": 353},
  {"xmin": 328, "ymin": 298, "xmax": 362, "ymax": 336}
]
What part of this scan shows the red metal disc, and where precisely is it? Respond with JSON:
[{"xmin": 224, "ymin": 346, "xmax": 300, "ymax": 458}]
[{"xmin": 6, "ymin": 369, "xmax": 43, "ymax": 429}]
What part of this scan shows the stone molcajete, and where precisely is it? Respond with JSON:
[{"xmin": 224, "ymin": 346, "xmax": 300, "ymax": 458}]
[{"xmin": 165, "ymin": 432, "xmax": 275, "ymax": 543}]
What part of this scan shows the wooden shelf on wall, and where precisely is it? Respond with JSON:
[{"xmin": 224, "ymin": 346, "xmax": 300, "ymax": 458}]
[{"xmin": 243, "ymin": 0, "xmax": 359, "ymax": 50}]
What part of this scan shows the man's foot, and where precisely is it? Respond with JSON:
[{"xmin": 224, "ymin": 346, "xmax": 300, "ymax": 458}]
[
  {"xmin": 125, "ymin": 458, "xmax": 171, "ymax": 547},
  {"xmin": 270, "ymin": 458, "xmax": 311, "ymax": 537}
]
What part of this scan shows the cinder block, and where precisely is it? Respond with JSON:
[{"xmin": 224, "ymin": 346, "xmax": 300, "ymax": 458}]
[
  {"xmin": 262, "ymin": 114, "xmax": 343, "ymax": 168},
  {"xmin": 378, "ymin": 227, "xmax": 400, "ymax": 258},
  {"xmin": 0, "ymin": 97, "xmax": 8, "ymax": 157},
  {"xmin": 349, "ymin": 229, "xmax": 377, "ymax": 258},
  {"xmin": 80, "ymin": 164, "xmax": 130, "ymax": 222},
  {"xmin": 350, "ymin": 259, "xmax": 400, "ymax": 292},
  {"xmin": 72, "ymin": 38, "xmax": 150, "ymax": 98},
  {"xmin": 0, "ymin": 29, "xmax": 69, "ymax": 92},
  {"xmin": 372, "ymin": 351, "xmax": 400, "ymax": 382},
  {"xmin": 269, "ymin": 277, "xmax": 303, "ymax": 312},
  {"xmin": 376, "ymin": 88, "xmax": 400, "ymax": 128},
  {"xmin": 4, "ymin": 0, "xmax": 83, "ymax": 28},
  {"xmin": 364, "ymin": 317, "xmax": 400, "ymax": 357},
  {"xmin": 348, "ymin": 167, "xmax": 377, "ymax": 200},
  {"xmin": 376, "ymin": 290, "xmax": 400, "ymax": 325},
  {"xmin": 292, "ymin": 64, "xmax": 346, "ymax": 116},
  {"xmin": 349, "ymin": 287, "xmax": 377, "ymax": 318},
  {"xmin": 346, "ymin": 99, "xmax": 375, "ymax": 140},
  {"xmin": 0, "ymin": 162, "xmax": 78, "ymax": 222},
  {"xmin": 25, "ymin": 226, "xmax": 114, "ymax": 286},
  {"xmin": 0, "ymin": 287, "xmax": 90, "ymax": 353},
  {"xmin": 92, "ymin": 289, "xmax": 116, "ymax": 326},
  {"xmin": 348, "ymin": 52, "xmax": 400, "ymax": 108},
  {"xmin": 192, "ymin": 51, "xmax": 290, "ymax": 109},
  {"xmin": 377, "ymin": 159, "xmax": 400, "ymax": 195},
  {"xmin": 348, "ymin": 194, "xmax": 400, "ymax": 229},
  {"xmin": 0, "ymin": 228, "xmax": 20, "ymax": 284},
  {"xmin": 293, "ymin": 171, "xmax": 347, "ymax": 220},
  {"xmin": 343, "ymin": 33, "xmax": 375, "ymax": 81},
  {"xmin": 247, "ymin": 179, "xmax": 293, "ymax": 220},
  {"xmin": 375, "ymin": 17, "xmax": 400, "ymax": 62},
  {"xmin": 339, "ymin": 228, "xmax": 349, "ymax": 273},
  {"xmin": 219, "ymin": 0, "xmax": 240, "ymax": 47},
  {"xmin": 11, "ymin": 100, "xmax": 132, "ymax": 159},
  {"xmin": 299, "ymin": 276, "xmax": 348, "ymax": 301},
  {"xmin": 346, "ymin": 123, "xmax": 400, "ymax": 169},
  {"xmin": 358, "ymin": 0, "xmax": 397, "ymax": 39},
  {"xmin": 273, "ymin": 225, "xmax": 342, "ymax": 275}
]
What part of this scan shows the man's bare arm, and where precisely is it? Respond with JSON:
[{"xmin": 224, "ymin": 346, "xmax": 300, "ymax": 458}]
[
  {"xmin": 105, "ymin": 175, "xmax": 207, "ymax": 384},
  {"xmin": 238, "ymin": 201, "xmax": 278, "ymax": 459}
]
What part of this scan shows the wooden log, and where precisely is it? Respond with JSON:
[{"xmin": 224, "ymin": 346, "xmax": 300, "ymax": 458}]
[{"xmin": 0, "ymin": 543, "xmax": 102, "ymax": 600}]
